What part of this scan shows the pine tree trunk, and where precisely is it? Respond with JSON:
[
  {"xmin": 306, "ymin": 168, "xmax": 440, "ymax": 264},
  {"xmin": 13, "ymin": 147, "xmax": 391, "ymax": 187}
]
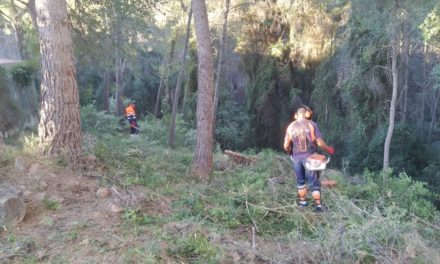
[
  {"xmin": 155, "ymin": 34, "xmax": 176, "ymax": 117},
  {"xmin": 191, "ymin": 0, "xmax": 214, "ymax": 179},
  {"xmin": 181, "ymin": 69, "xmax": 191, "ymax": 112},
  {"xmin": 103, "ymin": 70, "xmax": 110, "ymax": 113},
  {"xmin": 383, "ymin": 34, "xmax": 398, "ymax": 170},
  {"xmin": 165, "ymin": 34, "xmax": 177, "ymax": 113},
  {"xmin": 212, "ymin": 0, "xmax": 230, "ymax": 140},
  {"xmin": 402, "ymin": 46, "xmax": 408, "ymax": 122},
  {"xmin": 154, "ymin": 61, "xmax": 165, "ymax": 117},
  {"xmin": 35, "ymin": 0, "xmax": 82, "ymax": 166},
  {"xmin": 420, "ymin": 43, "xmax": 427, "ymax": 133},
  {"xmin": 168, "ymin": 8, "xmax": 192, "ymax": 148},
  {"xmin": 115, "ymin": 56, "xmax": 125, "ymax": 117},
  {"xmin": 428, "ymin": 88, "xmax": 440, "ymax": 142}
]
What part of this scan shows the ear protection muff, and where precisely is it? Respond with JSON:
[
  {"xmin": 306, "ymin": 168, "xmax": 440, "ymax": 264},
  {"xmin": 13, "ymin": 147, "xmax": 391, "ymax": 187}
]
[
  {"xmin": 304, "ymin": 106, "xmax": 313, "ymax": 120},
  {"xmin": 294, "ymin": 105, "xmax": 313, "ymax": 120}
]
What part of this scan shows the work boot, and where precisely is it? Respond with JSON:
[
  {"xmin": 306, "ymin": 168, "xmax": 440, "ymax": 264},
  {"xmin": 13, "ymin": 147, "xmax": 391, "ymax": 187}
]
[
  {"xmin": 314, "ymin": 204, "xmax": 323, "ymax": 212},
  {"xmin": 297, "ymin": 186, "xmax": 308, "ymax": 209},
  {"xmin": 298, "ymin": 200, "xmax": 308, "ymax": 209}
]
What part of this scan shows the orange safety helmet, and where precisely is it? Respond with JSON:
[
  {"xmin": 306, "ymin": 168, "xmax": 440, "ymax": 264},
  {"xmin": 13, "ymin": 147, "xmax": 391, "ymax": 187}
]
[{"xmin": 125, "ymin": 103, "xmax": 136, "ymax": 116}]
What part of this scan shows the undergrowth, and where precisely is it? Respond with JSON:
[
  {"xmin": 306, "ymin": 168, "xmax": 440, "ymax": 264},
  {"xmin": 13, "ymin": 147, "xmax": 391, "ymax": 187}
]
[{"xmin": 61, "ymin": 108, "xmax": 440, "ymax": 262}]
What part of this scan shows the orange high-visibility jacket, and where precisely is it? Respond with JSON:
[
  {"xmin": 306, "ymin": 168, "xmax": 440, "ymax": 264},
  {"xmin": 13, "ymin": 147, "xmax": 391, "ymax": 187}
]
[{"xmin": 125, "ymin": 104, "xmax": 136, "ymax": 116}]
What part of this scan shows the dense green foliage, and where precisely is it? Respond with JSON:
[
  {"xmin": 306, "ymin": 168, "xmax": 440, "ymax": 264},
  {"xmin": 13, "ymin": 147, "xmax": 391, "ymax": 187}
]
[
  {"xmin": 10, "ymin": 63, "xmax": 35, "ymax": 87},
  {"xmin": 0, "ymin": 65, "xmax": 25, "ymax": 132}
]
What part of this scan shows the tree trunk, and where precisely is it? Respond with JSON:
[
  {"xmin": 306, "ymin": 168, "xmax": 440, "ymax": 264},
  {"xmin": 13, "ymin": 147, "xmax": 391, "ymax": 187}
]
[
  {"xmin": 383, "ymin": 34, "xmax": 399, "ymax": 170},
  {"xmin": 154, "ymin": 61, "xmax": 165, "ymax": 117},
  {"xmin": 191, "ymin": 0, "xmax": 215, "ymax": 179},
  {"xmin": 168, "ymin": 8, "xmax": 192, "ymax": 148},
  {"xmin": 115, "ymin": 55, "xmax": 125, "ymax": 117},
  {"xmin": 420, "ymin": 43, "xmax": 427, "ymax": 133},
  {"xmin": 400, "ymin": 20, "xmax": 409, "ymax": 123},
  {"xmin": 2, "ymin": 1, "xmax": 28, "ymax": 60},
  {"xmin": 428, "ymin": 88, "xmax": 440, "ymax": 142},
  {"xmin": 402, "ymin": 47, "xmax": 408, "ymax": 122},
  {"xmin": 212, "ymin": 0, "xmax": 230, "ymax": 140},
  {"xmin": 13, "ymin": 23, "xmax": 27, "ymax": 60},
  {"xmin": 165, "ymin": 34, "xmax": 177, "ymax": 113},
  {"xmin": 155, "ymin": 34, "xmax": 176, "ymax": 117},
  {"xmin": 103, "ymin": 70, "xmax": 110, "ymax": 113},
  {"xmin": 28, "ymin": 0, "xmax": 38, "ymax": 29},
  {"xmin": 35, "ymin": 0, "xmax": 82, "ymax": 166},
  {"xmin": 181, "ymin": 66, "xmax": 192, "ymax": 112}
]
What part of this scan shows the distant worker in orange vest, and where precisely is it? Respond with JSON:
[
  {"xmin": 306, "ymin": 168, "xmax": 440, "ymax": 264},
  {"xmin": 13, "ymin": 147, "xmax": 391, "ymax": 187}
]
[
  {"xmin": 125, "ymin": 102, "xmax": 139, "ymax": 135},
  {"xmin": 283, "ymin": 106, "xmax": 334, "ymax": 212}
]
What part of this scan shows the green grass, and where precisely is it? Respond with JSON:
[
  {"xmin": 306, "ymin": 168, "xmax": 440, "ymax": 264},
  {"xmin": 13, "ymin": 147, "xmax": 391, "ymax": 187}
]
[
  {"xmin": 42, "ymin": 197, "xmax": 60, "ymax": 210},
  {"xmin": 76, "ymin": 109, "xmax": 440, "ymax": 263}
]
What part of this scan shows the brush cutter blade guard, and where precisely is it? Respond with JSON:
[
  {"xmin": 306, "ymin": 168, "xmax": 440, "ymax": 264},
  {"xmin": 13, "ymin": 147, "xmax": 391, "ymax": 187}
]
[{"xmin": 305, "ymin": 153, "xmax": 329, "ymax": 171}]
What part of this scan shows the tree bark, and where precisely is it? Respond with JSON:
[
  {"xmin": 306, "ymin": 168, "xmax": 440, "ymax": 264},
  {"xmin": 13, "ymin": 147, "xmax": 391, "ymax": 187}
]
[
  {"xmin": 420, "ymin": 42, "xmax": 427, "ymax": 133},
  {"xmin": 155, "ymin": 33, "xmax": 176, "ymax": 117},
  {"xmin": 35, "ymin": 0, "xmax": 82, "ymax": 166},
  {"xmin": 401, "ymin": 22, "xmax": 409, "ymax": 123},
  {"xmin": 154, "ymin": 61, "xmax": 165, "ymax": 117},
  {"xmin": 168, "ymin": 7, "xmax": 192, "ymax": 148},
  {"xmin": 212, "ymin": 0, "xmax": 230, "ymax": 140},
  {"xmin": 10, "ymin": 0, "xmax": 26, "ymax": 59},
  {"xmin": 428, "ymin": 88, "xmax": 440, "ymax": 142},
  {"xmin": 191, "ymin": 0, "xmax": 215, "ymax": 179},
  {"xmin": 165, "ymin": 34, "xmax": 177, "ymax": 113},
  {"xmin": 181, "ymin": 66, "xmax": 192, "ymax": 112},
  {"xmin": 115, "ymin": 54, "xmax": 125, "ymax": 117},
  {"xmin": 383, "ymin": 34, "xmax": 399, "ymax": 170},
  {"xmin": 28, "ymin": 0, "xmax": 38, "ymax": 29},
  {"xmin": 103, "ymin": 70, "xmax": 110, "ymax": 113}
]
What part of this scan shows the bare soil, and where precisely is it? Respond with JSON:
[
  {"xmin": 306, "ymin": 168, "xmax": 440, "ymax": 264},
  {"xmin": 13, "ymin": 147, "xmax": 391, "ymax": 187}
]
[{"xmin": 0, "ymin": 154, "xmax": 173, "ymax": 263}]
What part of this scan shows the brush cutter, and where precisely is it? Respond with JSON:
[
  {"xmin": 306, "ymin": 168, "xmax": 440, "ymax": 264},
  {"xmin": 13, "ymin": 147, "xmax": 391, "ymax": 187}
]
[
  {"xmin": 305, "ymin": 153, "xmax": 337, "ymax": 188},
  {"xmin": 129, "ymin": 120, "xmax": 141, "ymax": 132}
]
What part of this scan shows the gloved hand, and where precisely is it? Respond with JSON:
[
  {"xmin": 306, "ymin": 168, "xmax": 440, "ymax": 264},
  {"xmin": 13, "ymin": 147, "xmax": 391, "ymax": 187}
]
[{"xmin": 327, "ymin": 146, "xmax": 335, "ymax": 155}]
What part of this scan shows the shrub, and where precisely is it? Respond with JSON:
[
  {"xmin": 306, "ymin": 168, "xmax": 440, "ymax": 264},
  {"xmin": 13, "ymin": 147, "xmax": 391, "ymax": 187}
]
[
  {"xmin": 349, "ymin": 170, "xmax": 436, "ymax": 220},
  {"xmin": 10, "ymin": 63, "xmax": 35, "ymax": 87},
  {"xmin": 168, "ymin": 232, "xmax": 217, "ymax": 263}
]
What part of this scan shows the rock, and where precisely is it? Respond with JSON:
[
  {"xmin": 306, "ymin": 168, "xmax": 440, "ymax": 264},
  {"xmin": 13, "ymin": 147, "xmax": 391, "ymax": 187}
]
[
  {"xmin": 14, "ymin": 157, "xmax": 27, "ymax": 172},
  {"xmin": 35, "ymin": 249, "xmax": 47, "ymax": 260},
  {"xmin": 23, "ymin": 190, "xmax": 32, "ymax": 198},
  {"xmin": 108, "ymin": 202, "xmax": 124, "ymax": 213},
  {"xmin": 28, "ymin": 163, "xmax": 41, "ymax": 176},
  {"xmin": 86, "ymin": 155, "xmax": 97, "ymax": 162},
  {"xmin": 39, "ymin": 181, "xmax": 49, "ymax": 191},
  {"xmin": 33, "ymin": 192, "xmax": 46, "ymax": 202},
  {"xmin": 0, "ymin": 183, "xmax": 26, "ymax": 227},
  {"xmin": 96, "ymin": 187, "xmax": 111, "ymax": 198}
]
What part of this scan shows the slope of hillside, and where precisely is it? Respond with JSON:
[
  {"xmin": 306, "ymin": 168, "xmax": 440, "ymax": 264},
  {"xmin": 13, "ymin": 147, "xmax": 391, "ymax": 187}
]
[{"xmin": 1, "ymin": 111, "xmax": 439, "ymax": 263}]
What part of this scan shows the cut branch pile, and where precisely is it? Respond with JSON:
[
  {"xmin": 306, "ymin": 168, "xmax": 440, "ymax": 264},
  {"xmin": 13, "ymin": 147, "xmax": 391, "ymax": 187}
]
[{"xmin": 224, "ymin": 150, "xmax": 258, "ymax": 165}]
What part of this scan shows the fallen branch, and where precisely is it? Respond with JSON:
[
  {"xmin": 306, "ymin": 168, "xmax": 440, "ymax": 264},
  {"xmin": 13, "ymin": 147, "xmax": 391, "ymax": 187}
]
[
  {"xmin": 224, "ymin": 150, "xmax": 258, "ymax": 165},
  {"xmin": 411, "ymin": 214, "xmax": 440, "ymax": 231}
]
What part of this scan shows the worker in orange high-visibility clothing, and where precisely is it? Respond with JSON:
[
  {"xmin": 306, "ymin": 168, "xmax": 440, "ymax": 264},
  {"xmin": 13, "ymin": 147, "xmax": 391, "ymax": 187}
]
[
  {"xmin": 125, "ymin": 102, "xmax": 139, "ymax": 135},
  {"xmin": 284, "ymin": 106, "xmax": 334, "ymax": 212}
]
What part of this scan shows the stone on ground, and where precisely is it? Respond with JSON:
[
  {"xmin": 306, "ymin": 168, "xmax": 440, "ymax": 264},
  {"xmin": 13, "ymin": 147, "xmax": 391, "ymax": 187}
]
[{"xmin": 0, "ymin": 183, "xmax": 26, "ymax": 227}]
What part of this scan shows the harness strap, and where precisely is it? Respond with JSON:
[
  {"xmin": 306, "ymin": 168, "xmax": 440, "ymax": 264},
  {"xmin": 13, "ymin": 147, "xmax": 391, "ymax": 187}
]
[{"xmin": 308, "ymin": 122, "xmax": 316, "ymax": 144}]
